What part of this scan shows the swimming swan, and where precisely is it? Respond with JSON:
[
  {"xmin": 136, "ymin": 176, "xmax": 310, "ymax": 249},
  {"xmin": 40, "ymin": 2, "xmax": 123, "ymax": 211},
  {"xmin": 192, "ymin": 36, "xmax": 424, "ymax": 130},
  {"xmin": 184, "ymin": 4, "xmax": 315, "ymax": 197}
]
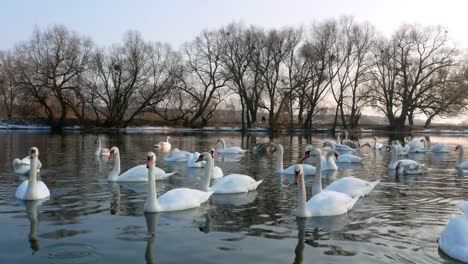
[
  {"xmin": 438, "ymin": 201, "xmax": 468, "ymax": 263},
  {"xmin": 15, "ymin": 147, "xmax": 50, "ymax": 200},
  {"xmin": 108, "ymin": 146, "xmax": 176, "ymax": 181},
  {"xmin": 144, "ymin": 152, "xmax": 212, "ymax": 212},
  {"xmin": 273, "ymin": 144, "xmax": 316, "ymax": 175},
  {"xmin": 197, "ymin": 152, "xmax": 262, "ymax": 194},
  {"xmin": 455, "ymin": 145, "xmax": 468, "ymax": 170},
  {"xmin": 95, "ymin": 138, "xmax": 110, "ymax": 156},
  {"xmin": 216, "ymin": 138, "xmax": 248, "ymax": 154}
]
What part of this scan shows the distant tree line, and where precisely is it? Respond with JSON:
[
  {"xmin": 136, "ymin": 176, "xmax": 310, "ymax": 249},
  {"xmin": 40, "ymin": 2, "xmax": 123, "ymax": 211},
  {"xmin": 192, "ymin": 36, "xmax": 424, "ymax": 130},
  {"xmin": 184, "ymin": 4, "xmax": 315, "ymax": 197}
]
[{"xmin": 0, "ymin": 16, "xmax": 467, "ymax": 130}]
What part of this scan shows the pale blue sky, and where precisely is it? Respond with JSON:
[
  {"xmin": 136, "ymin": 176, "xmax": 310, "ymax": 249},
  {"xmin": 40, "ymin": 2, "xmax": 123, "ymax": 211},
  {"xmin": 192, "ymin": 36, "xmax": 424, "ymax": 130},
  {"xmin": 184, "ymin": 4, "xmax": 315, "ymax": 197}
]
[{"xmin": 2, "ymin": 0, "xmax": 468, "ymax": 49}]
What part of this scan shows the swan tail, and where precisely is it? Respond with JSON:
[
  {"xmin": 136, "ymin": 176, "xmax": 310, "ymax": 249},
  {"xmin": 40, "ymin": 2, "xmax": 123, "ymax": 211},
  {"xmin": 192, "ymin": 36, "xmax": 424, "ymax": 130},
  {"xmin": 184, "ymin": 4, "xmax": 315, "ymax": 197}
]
[
  {"xmin": 164, "ymin": 171, "xmax": 177, "ymax": 177},
  {"xmin": 250, "ymin": 179, "xmax": 263, "ymax": 190},
  {"xmin": 350, "ymin": 196, "xmax": 360, "ymax": 209},
  {"xmin": 13, "ymin": 158, "xmax": 21, "ymax": 168},
  {"xmin": 457, "ymin": 201, "xmax": 468, "ymax": 215},
  {"xmin": 366, "ymin": 180, "xmax": 381, "ymax": 194}
]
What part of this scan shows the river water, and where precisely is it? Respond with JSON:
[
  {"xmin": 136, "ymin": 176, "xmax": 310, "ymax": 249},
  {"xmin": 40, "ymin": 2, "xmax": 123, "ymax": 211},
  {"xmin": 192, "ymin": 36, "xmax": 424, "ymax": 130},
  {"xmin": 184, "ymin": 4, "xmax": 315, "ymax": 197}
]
[{"xmin": 0, "ymin": 131, "xmax": 466, "ymax": 263}]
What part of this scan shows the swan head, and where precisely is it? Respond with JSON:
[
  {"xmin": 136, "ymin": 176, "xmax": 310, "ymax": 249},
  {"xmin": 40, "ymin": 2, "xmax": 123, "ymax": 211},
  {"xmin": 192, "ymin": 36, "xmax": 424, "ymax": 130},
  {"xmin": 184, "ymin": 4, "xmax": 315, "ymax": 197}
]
[
  {"xmin": 272, "ymin": 144, "xmax": 283, "ymax": 155},
  {"xmin": 95, "ymin": 138, "xmax": 100, "ymax": 144},
  {"xmin": 323, "ymin": 141, "xmax": 335, "ymax": 149},
  {"xmin": 386, "ymin": 145, "xmax": 396, "ymax": 153},
  {"xmin": 420, "ymin": 138, "xmax": 426, "ymax": 143},
  {"xmin": 109, "ymin": 146, "xmax": 119, "ymax": 160},
  {"xmin": 326, "ymin": 149, "xmax": 339, "ymax": 160},
  {"xmin": 455, "ymin": 145, "xmax": 463, "ymax": 152},
  {"xmin": 29, "ymin": 147, "xmax": 39, "ymax": 159},
  {"xmin": 300, "ymin": 145, "xmax": 320, "ymax": 162},
  {"xmin": 209, "ymin": 146, "xmax": 216, "ymax": 158},
  {"xmin": 146, "ymin": 152, "xmax": 156, "ymax": 168},
  {"xmin": 196, "ymin": 152, "xmax": 212, "ymax": 163},
  {"xmin": 294, "ymin": 164, "xmax": 303, "ymax": 185}
]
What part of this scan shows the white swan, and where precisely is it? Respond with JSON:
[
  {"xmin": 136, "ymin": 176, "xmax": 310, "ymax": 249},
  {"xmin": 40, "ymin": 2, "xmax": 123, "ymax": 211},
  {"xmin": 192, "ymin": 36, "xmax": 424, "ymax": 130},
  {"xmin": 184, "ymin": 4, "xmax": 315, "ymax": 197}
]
[
  {"xmin": 209, "ymin": 147, "xmax": 224, "ymax": 179},
  {"xmin": 341, "ymin": 131, "xmax": 360, "ymax": 149},
  {"xmin": 95, "ymin": 138, "xmax": 110, "ymax": 156},
  {"xmin": 144, "ymin": 152, "xmax": 213, "ymax": 212},
  {"xmin": 302, "ymin": 147, "xmax": 379, "ymax": 198},
  {"xmin": 405, "ymin": 136, "xmax": 425, "ymax": 153},
  {"xmin": 455, "ymin": 145, "xmax": 468, "ymax": 170},
  {"xmin": 324, "ymin": 140, "xmax": 371, "ymax": 152},
  {"xmin": 372, "ymin": 137, "xmax": 383, "ymax": 150},
  {"xmin": 336, "ymin": 153, "xmax": 363, "ymax": 163},
  {"xmin": 13, "ymin": 154, "xmax": 42, "ymax": 175},
  {"xmin": 420, "ymin": 138, "xmax": 449, "ymax": 153},
  {"xmin": 154, "ymin": 136, "xmax": 171, "ymax": 151},
  {"xmin": 15, "ymin": 147, "xmax": 50, "ymax": 200},
  {"xmin": 163, "ymin": 148, "xmax": 192, "ymax": 162},
  {"xmin": 187, "ymin": 152, "xmax": 206, "ymax": 168},
  {"xmin": 274, "ymin": 144, "xmax": 316, "ymax": 175},
  {"xmin": 439, "ymin": 201, "xmax": 468, "ymax": 263},
  {"xmin": 294, "ymin": 163, "xmax": 358, "ymax": 218},
  {"xmin": 108, "ymin": 146, "xmax": 176, "ymax": 181},
  {"xmin": 197, "ymin": 152, "xmax": 262, "ymax": 193},
  {"xmin": 395, "ymin": 160, "xmax": 427, "ymax": 175},
  {"xmin": 387, "ymin": 145, "xmax": 426, "ymax": 170},
  {"xmin": 216, "ymin": 138, "xmax": 248, "ymax": 154},
  {"xmin": 302, "ymin": 144, "xmax": 338, "ymax": 171},
  {"xmin": 392, "ymin": 140, "xmax": 410, "ymax": 156}
]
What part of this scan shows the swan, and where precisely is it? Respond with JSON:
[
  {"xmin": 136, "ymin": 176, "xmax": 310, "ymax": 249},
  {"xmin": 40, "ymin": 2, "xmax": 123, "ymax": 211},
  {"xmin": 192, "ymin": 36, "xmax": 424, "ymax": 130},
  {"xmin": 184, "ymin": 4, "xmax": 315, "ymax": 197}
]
[
  {"xmin": 95, "ymin": 138, "xmax": 110, "ymax": 156},
  {"xmin": 302, "ymin": 145, "xmax": 338, "ymax": 171},
  {"xmin": 108, "ymin": 146, "xmax": 176, "ymax": 181},
  {"xmin": 372, "ymin": 137, "xmax": 383, "ymax": 150},
  {"xmin": 293, "ymin": 163, "xmax": 358, "ymax": 217},
  {"xmin": 13, "ymin": 154, "xmax": 42, "ymax": 175},
  {"xmin": 341, "ymin": 131, "xmax": 360, "ymax": 149},
  {"xmin": 395, "ymin": 160, "xmax": 427, "ymax": 175},
  {"xmin": 163, "ymin": 148, "xmax": 192, "ymax": 162},
  {"xmin": 273, "ymin": 144, "xmax": 316, "ymax": 175},
  {"xmin": 335, "ymin": 152, "xmax": 363, "ymax": 163},
  {"xmin": 15, "ymin": 147, "xmax": 50, "ymax": 200},
  {"xmin": 197, "ymin": 152, "xmax": 262, "ymax": 193},
  {"xmin": 455, "ymin": 145, "xmax": 468, "ymax": 170},
  {"xmin": 154, "ymin": 136, "xmax": 171, "ymax": 151},
  {"xmin": 144, "ymin": 152, "xmax": 213, "ymax": 212},
  {"xmin": 216, "ymin": 138, "xmax": 248, "ymax": 154},
  {"xmin": 420, "ymin": 138, "xmax": 449, "ymax": 153},
  {"xmin": 209, "ymin": 147, "xmax": 224, "ymax": 179},
  {"xmin": 302, "ymin": 146, "xmax": 379, "ymax": 198},
  {"xmin": 405, "ymin": 136, "xmax": 425, "ymax": 153},
  {"xmin": 439, "ymin": 201, "xmax": 468, "ymax": 263},
  {"xmin": 324, "ymin": 140, "xmax": 371, "ymax": 152},
  {"xmin": 392, "ymin": 140, "xmax": 410, "ymax": 156},
  {"xmin": 387, "ymin": 145, "xmax": 426, "ymax": 170},
  {"xmin": 187, "ymin": 152, "xmax": 206, "ymax": 168}
]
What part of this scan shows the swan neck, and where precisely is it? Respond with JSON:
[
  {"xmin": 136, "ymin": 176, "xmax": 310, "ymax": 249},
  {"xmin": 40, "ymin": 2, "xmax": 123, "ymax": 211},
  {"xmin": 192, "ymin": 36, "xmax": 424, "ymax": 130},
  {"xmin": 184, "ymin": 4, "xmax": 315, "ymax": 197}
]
[
  {"xmin": 326, "ymin": 153, "xmax": 337, "ymax": 171},
  {"xmin": 109, "ymin": 153, "xmax": 120, "ymax": 180},
  {"xmin": 275, "ymin": 147, "xmax": 284, "ymax": 172},
  {"xmin": 166, "ymin": 136, "xmax": 170, "ymax": 143},
  {"xmin": 312, "ymin": 152, "xmax": 322, "ymax": 196},
  {"xmin": 220, "ymin": 139, "xmax": 226, "ymax": 150},
  {"xmin": 297, "ymin": 172, "xmax": 308, "ymax": 215},
  {"xmin": 28, "ymin": 157, "xmax": 38, "ymax": 186},
  {"xmin": 458, "ymin": 148, "xmax": 464, "ymax": 166},
  {"xmin": 390, "ymin": 149, "xmax": 398, "ymax": 168},
  {"xmin": 146, "ymin": 166, "xmax": 159, "ymax": 210},
  {"xmin": 202, "ymin": 156, "xmax": 213, "ymax": 191}
]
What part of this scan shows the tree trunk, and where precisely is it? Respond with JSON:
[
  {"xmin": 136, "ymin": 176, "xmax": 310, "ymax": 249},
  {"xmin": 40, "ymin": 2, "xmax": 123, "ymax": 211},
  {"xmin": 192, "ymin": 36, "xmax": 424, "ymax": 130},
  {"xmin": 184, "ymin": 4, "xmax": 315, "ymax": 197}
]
[{"xmin": 424, "ymin": 115, "xmax": 434, "ymax": 128}]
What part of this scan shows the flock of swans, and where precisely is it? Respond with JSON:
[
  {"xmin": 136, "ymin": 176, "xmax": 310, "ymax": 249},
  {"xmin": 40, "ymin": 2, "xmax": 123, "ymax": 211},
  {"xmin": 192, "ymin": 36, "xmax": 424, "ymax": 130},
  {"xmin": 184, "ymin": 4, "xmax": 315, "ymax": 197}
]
[{"xmin": 10, "ymin": 133, "xmax": 468, "ymax": 263}]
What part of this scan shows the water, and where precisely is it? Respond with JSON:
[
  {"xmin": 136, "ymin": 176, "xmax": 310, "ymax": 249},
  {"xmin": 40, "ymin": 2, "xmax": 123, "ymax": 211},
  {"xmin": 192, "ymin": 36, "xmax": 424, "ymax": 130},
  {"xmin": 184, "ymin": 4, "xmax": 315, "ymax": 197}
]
[{"xmin": 0, "ymin": 131, "xmax": 466, "ymax": 263}]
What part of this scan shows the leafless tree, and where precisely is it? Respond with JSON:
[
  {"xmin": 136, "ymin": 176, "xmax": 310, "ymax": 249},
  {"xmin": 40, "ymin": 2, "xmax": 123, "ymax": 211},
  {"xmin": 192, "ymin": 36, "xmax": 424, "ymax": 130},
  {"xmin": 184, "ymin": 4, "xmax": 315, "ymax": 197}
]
[
  {"xmin": 178, "ymin": 30, "xmax": 230, "ymax": 127},
  {"xmin": 88, "ymin": 31, "xmax": 179, "ymax": 127},
  {"xmin": 13, "ymin": 25, "xmax": 93, "ymax": 129},
  {"xmin": 0, "ymin": 51, "xmax": 22, "ymax": 118},
  {"xmin": 330, "ymin": 17, "xmax": 375, "ymax": 131}
]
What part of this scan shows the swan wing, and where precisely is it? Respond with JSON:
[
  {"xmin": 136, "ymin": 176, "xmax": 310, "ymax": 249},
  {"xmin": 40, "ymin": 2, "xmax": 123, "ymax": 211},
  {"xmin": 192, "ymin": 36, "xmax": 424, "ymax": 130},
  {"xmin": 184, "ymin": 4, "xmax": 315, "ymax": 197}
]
[
  {"xmin": 324, "ymin": 177, "xmax": 380, "ymax": 198},
  {"xmin": 306, "ymin": 191, "xmax": 358, "ymax": 216},
  {"xmin": 439, "ymin": 214, "xmax": 468, "ymax": 263},
  {"xmin": 15, "ymin": 180, "xmax": 50, "ymax": 200},
  {"xmin": 158, "ymin": 188, "xmax": 213, "ymax": 211},
  {"xmin": 283, "ymin": 164, "xmax": 316, "ymax": 175},
  {"xmin": 337, "ymin": 154, "xmax": 362, "ymax": 163},
  {"xmin": 118, "ymin": 165, "xmax": 148, "ymax": 182},
  {"xmin": 211, "ymin": 166, "xmax": 224, "ymax": 179},
  {"xmin": 213, "ymin": 174, "xmax": 261, "ymax": 193}
]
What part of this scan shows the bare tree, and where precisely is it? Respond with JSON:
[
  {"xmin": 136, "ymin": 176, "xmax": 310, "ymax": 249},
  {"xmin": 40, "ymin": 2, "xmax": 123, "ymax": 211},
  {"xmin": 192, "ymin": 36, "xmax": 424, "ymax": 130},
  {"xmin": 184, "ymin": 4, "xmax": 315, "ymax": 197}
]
[
  {"xmin": 14, "ymin": 25, "xmax": 93, "ymax": 129},
  {"xmin": 88, "ymin": 31, "xmax": 179, "ymax": 127},
  {"xmin": 177, "ymin": 30, "xmax": 230, "ymax": 127},
  {"xmin": 0, "ymin": 51, "xmax": 22, "ymax": 118}
]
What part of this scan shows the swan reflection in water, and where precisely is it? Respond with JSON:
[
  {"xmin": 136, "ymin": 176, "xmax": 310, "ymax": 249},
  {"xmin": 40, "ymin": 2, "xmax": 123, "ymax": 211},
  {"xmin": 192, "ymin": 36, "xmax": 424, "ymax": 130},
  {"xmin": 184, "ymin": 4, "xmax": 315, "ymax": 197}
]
[
  {"xmin": 23, "ymin": 199, "xmax": 48, "ymax": 254},
  {"xmin": 144, "ymin": 212, "xmax": 159, "ymax": 264},
  {"xmin": 293, "ymin": 214, "xmax": 350, "ymax": 263}
]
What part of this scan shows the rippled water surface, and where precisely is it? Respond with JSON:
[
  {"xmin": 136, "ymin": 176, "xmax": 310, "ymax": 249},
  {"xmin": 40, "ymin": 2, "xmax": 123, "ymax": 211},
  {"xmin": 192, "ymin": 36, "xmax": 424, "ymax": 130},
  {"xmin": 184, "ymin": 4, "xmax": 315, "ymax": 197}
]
[{"xmin": 1, "ymin": 131, "xmax": 467, "ymax": 263}]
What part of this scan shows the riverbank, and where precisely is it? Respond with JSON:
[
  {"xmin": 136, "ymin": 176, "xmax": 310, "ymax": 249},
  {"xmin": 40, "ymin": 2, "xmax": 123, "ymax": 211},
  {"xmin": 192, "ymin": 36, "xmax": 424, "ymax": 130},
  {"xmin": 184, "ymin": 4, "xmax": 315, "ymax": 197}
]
[{"xmin": 0, "ymin": 118, "xmax": 467, "ymax": 134}]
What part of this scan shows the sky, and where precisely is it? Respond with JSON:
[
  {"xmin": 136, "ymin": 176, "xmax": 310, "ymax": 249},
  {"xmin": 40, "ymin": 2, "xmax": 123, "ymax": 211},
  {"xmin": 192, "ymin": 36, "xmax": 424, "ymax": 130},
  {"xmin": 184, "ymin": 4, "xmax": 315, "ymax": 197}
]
[{"xmin": 2, "ymin": 0, "xmax": 468, "ymax": 50}]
